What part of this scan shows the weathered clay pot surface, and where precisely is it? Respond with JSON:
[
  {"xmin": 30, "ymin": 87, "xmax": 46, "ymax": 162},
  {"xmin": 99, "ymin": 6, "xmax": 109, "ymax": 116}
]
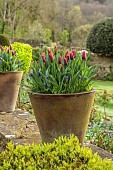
[
  {"xmin": 29, "ymin": 90, "xmax": 95, "ymax": 145},
  {"xmin": 0, "ymin": 71, "xmax": 23, "ymax": 112}
]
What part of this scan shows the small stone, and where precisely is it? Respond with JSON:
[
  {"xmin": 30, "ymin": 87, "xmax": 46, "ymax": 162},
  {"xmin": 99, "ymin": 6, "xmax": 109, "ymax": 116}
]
[
  {"xmin": 0, "ymin": 112, "xmax": 6, "ymax": 115},
  {"xmin": 18, "ymin": 112, "xmax": 29, "ymax": 116},
  {"xmin": 5, "ymin": 135, "xmax": 16, "ymax": 139}
]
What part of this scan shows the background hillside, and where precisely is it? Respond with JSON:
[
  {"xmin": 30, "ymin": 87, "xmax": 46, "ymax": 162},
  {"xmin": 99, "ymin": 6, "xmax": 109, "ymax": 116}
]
[{"xmin": 0, "ymin": 0, "xmax": 113, "ymax": 47}]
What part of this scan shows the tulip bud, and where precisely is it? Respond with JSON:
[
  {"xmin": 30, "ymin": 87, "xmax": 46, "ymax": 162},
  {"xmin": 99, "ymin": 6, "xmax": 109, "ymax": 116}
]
[
  {"xmin": 41, "ymin": 52, "xmax": 45, "ymax": 57},
  {"xmin": 49, "ymin": 52, "xmax": 54, "ymax": 62},
  {"xmin": 9, "ymin": 45, "xmax": 12, "ymax": 50},
  {"xmin": 66, "ymin": 53, "xmax": 70, "ymax": 61},
  {"xmin": 6, "ymin": 48, "xmax": 10, "ymax": 53},
  {"xmin": 64, "ymin": 58, "xmax": 68, "ymax": 66},
  {"xmin": 66, "ymin": 50, "xmax": 69, "ymax": 55},
  {"xmin": 41, "ymin": 53, "xmax": 46, "ymax": 62},
  {"xmin": 72, "ymin": 50, "xmax": 76, "ymax": 57},
  {"xmin": 48, "ymin": 48, "xmax": 52, "ymax": 54},
  {"xmin": 54, "ymin": 45, "xmax": 58, "ymax": 51},
  {"xmin": 70, "ymin": 52, "xmax": 74, "ymax": 60},
  {"xmin": 42, "ymin": 55, "xmax": 46, "ymax": 63},
  {"xmin": 82, "ymin": 50, "xmax": 87, "ymax": 60},
  {"xmin": 12, "ymin": 50, "xmax": 16, "ymax": 56},
  {"xmin": 58, "ymin": 56, "xmax": 62, "ymax": 64}
]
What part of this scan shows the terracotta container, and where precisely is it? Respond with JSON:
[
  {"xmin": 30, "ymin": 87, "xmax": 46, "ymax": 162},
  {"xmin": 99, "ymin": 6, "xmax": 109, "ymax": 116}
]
[
  {"xmin": 29, "ymin": 90, "xmax": 95, "ymax": 145},
  {"xmin": 0, "ymin": 71, "xmax": 23, "ymax": 112}
]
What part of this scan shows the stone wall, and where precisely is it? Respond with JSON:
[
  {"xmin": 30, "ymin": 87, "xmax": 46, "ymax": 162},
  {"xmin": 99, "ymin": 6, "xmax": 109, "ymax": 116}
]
[{"xmin": 10, "ymin": 38, "xmax": 44, "ymax": 47}]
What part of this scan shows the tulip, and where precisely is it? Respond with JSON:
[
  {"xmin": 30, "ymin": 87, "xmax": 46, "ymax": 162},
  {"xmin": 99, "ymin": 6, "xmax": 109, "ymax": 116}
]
[
  {"xmin": 82, "ymin": 50, "xmax": 87, "ymax": 60},
  {"xmin": 49, "ymin": 52, "xmax": 54, "ymax": 62},
  {"xmin": 66, "ymin": 50, "xmax": 69, "ymax": 55},
  {"xmin": 41, "ymin": 52, "xmax": 45, "ymax": 57},
  {"xmin": 12, "ymin": 50, "xmax": 16, "ymax": 56},
  {"xmin": 72, "ymin": 50, "xmax": 76, "ymax": 57},
  {"xmin": 42, "ymin": 56, "xmax": 46, "ymax": 63},
  {"xmin": 6, "ymin": 48, "xmax": 10, "ymax": 53},
  {"xmin": 54, "ymin": 45, "xmax": 58, "ymax": 51},
  {"xmin": 9, "ymin": 45, "xmax": 12, "ymax": 50},
  {"xmin": 70, "ymin": 52, "xmax": 74, "ymax": 60},
  {"xmin": 66, "ymin": 53, "xmax": 70, "ymax": 61},
  {"xmin": 58, "ymin": 56, "xmax": 62, "ymax": 64},
  {"xmin": 48, "ymin": 48, "xmax": 52, "ymax": 54},
  {"xmin": 64, "ymin": 57, "xmax": 68, "ymax": 66}
]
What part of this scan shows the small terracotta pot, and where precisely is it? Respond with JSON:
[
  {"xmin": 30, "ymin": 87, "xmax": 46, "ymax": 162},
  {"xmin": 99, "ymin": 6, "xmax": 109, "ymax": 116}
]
[
  {"xmin": 29, "ymin": 90, "xmax": 95, "ymax": 145},
  {"xmin": 0, "ymin": 71, "xmax": 23, "ymax": 112}
]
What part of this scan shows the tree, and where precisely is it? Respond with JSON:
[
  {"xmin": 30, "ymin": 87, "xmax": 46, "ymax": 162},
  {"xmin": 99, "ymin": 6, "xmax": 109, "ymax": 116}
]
[
  {"xmin": 0, "ymin": 0, "xmax": 27, "ymax": 35},
  {"xmin": 60, "ymin": 29, "xmax": 69, "ymax": 46},
  {"xmin": 67, "ymin": 6, "xmax": 82, "ymax": 37},
  {"xmin": 0, "ymin": 0, "xmax": 40, "ymax": 37},
  {"xmin": 38, "ymin": 0, "xmax": 58, "ymax": 41},
  {"xmin": 71, "ymin": 24, "xmax": 92, "ymax": 47}
]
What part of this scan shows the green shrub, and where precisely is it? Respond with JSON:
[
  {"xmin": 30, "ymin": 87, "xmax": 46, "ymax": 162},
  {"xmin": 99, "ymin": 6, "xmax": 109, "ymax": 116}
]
[
  {"xmin": 12, "ymin": 42, "xmax": 32, "ymax": 73},
  {"xmin": 105, "ymin": 72, "xmax": 113, "ymax": 81},
  {"xmin": 44, "ymin": 28, "xmax": 52, "ymax": 45},
  {"xmin": 60, "ymin": 30, "xmax": 69, "ymax": 46},
  {"xmin": 0, "ymin": 135, "xmax": 113, "ymax": 169},
  {"xmin": 32, "ymin": 47, "xmax": 41, "ymax": 61},
  {"xmin": 72, "ymin": 24, "xmax": 92, "ymax": 48},
  {"xmin": 86, "ymin": 17, "xmax": 113, "ymax": 57},
  {"xmin": 0, "ymin": 34, "xmax": 10, "ymax": 46}
]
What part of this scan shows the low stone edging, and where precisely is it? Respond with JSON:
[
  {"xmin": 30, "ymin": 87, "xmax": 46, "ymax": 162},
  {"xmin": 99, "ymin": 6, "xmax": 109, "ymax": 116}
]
[{"xmin": 0, "ymin": 109, "xmax": 113, "ymax": 162}]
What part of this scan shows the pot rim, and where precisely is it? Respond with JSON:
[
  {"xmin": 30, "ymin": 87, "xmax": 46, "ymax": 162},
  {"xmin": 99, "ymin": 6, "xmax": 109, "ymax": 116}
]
[{"xmin": 29, "ymin": 89, "xmax": 96, "ymax": 97}]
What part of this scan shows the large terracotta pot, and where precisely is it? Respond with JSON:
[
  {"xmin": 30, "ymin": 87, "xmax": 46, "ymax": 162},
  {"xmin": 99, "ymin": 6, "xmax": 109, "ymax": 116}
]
[
  {"xmin": 0, "ymin": 71, "xmax": 23, "ymax": 112},
  {"xmin": 29, "ymin": 90, "xmax": 95, "ymax": 145}
]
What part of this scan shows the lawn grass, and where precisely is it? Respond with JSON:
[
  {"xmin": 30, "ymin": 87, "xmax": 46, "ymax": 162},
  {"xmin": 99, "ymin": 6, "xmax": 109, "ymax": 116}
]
[
  {"xmin": 93, "ymin": 80, "xmax": 113, "ymax": 116},
  {"xmin": 94, "ymin": 80, "xmax": 113, "ymax": 93}
]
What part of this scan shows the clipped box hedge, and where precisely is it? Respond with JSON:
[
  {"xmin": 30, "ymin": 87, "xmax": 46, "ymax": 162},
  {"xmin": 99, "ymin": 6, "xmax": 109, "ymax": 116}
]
[
  {"xmin": 12, "ymin": 42, "xmax": 32, "ymax": 73},
  {"xmin": 86, "ymin": 17, "xmax": 113, "ymax": 57},
  {"xmin": 0, "ymin": 135, "xmax": 113, "ymax": 169}
]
